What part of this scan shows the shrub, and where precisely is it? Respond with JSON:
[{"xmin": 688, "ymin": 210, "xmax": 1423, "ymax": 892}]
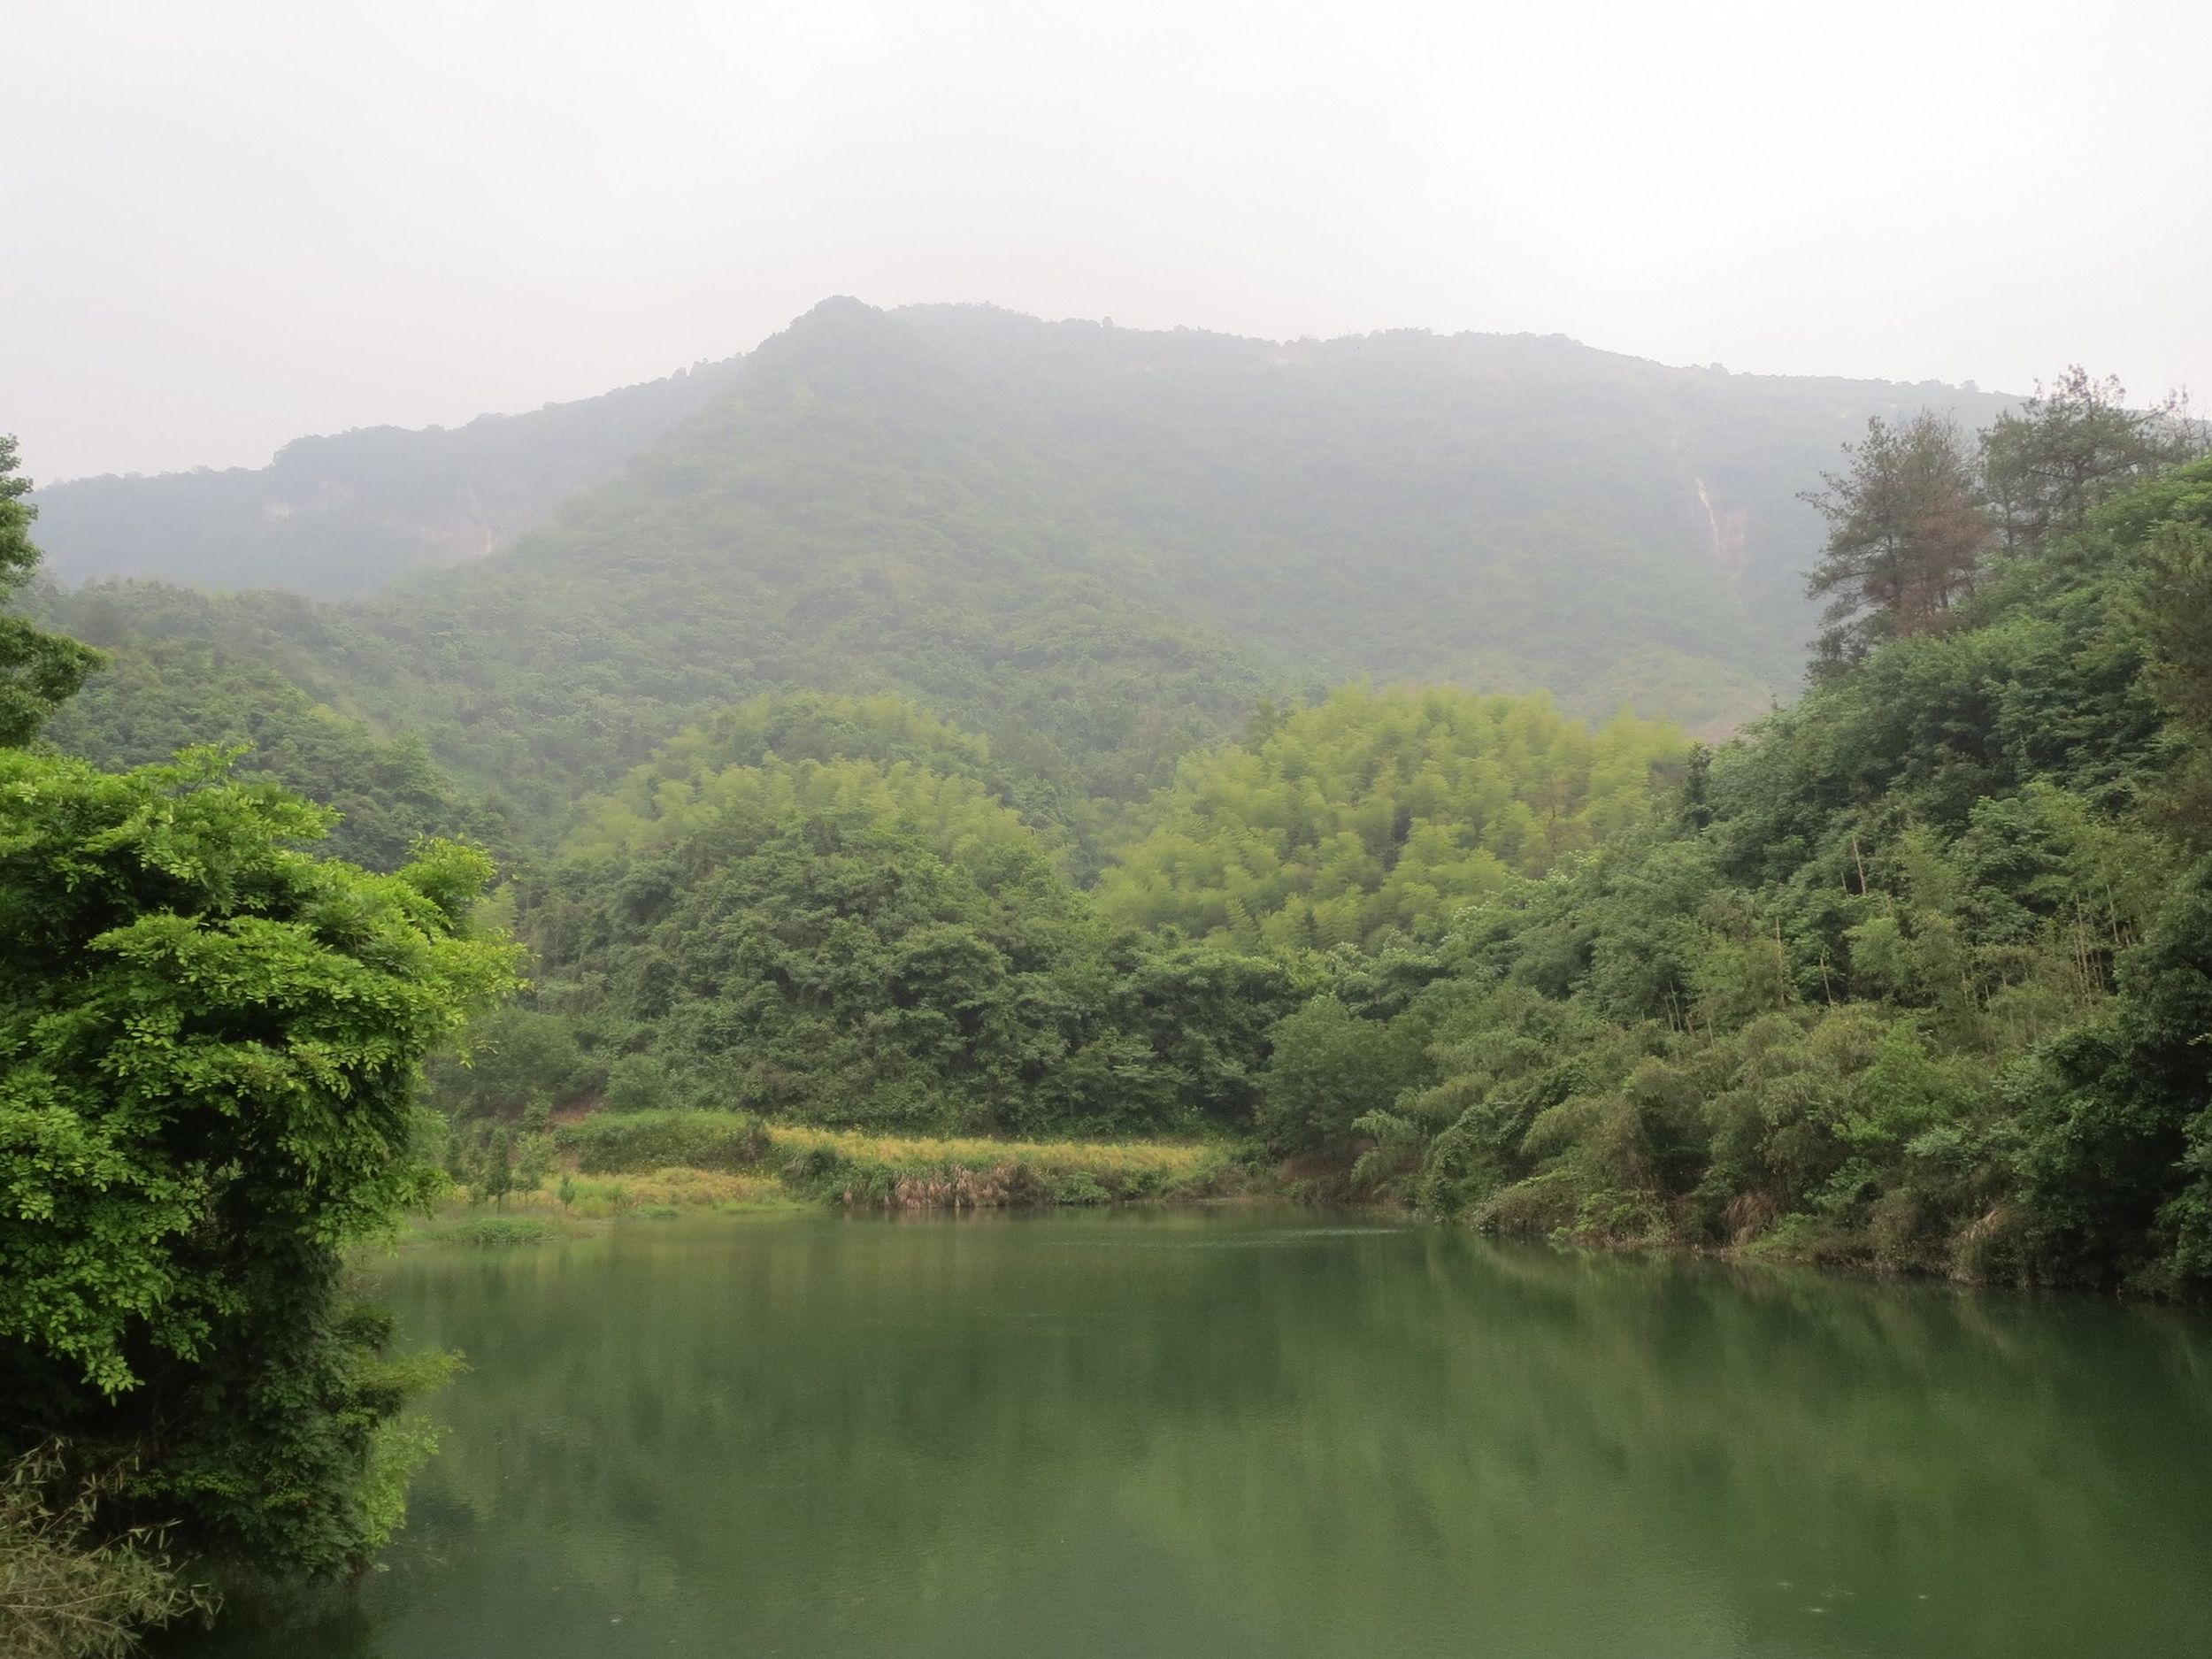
[
  {"xmin": 555, "ymin": 1110, "xmax": 772, "ymax": 1173},
  {"xmin": 1258, "ymin": 996, "xmax": 1431, "ymax": 1153},
  {"xmin": 424, "ymin": 1217, "xmax": 561, "ymax": 1248},
  {"xmin": 0, "ymin": 1444, "xmax": 214, "ymax": 1658},
  {"xmin": 602, "ymin": 1052, "xmax": 676, "ymax": 1114},
  {"xmin": 1054, "ymin": 1171, "xmax": 1112, "ymax": 1205}
]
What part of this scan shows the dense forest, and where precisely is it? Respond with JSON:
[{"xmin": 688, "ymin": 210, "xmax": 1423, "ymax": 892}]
[
  {"xmin": 396, "ymin": 365, "xmax": 2212, "ymax": 1291},
  {"xmin": 28, "ymin": 300, "xmax": 2015, "ymax": 840},
  {"xmin": 1095, "ymin": 687, "xmax": 1683, "ymax": 949},
  {"xmin": 5, "ymin": 323, "xmax": 2211, "ymax": 1653}
]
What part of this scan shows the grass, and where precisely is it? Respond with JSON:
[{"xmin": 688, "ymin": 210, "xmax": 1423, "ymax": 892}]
[
  {"xmin": 423, "ymin": 1118, "xmax": 1267, "ymax": 1247},
  {"xmin": 397, "ymin": 1166, "xmax": 801, "ymax": 1250},
  {"xmin": 411, "ymin": 1215, "xmax": 565, "ymax": 1248},
  {"xmin": 762, "ymin": 1124, "xmax": 1253, "ymax": 1209},
  {"xmin": 553, "ymin": 1112, "xmax": 770, "ymax": 1174},
  {"xmin": 765, "ymin": 1125, "xmax": 1223, "ymax": 1178},
  {"xmin": 555, "ymin": 1167, "xmax": 795, "ymax": 1218}
]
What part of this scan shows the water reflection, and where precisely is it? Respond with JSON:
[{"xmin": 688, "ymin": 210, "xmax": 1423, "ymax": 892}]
[{"xmin": 173, "ymin": 1209, "xmax": 2212, "ymax": 1659}]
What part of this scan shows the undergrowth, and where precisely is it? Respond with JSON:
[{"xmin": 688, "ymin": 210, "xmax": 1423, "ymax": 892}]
[{"xmin": 531, "ymin": 1112, "xmax": 1262, "ymax": 1210}]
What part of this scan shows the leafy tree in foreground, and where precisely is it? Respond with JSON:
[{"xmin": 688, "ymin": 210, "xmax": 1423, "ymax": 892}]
[
  {"xmin": 0, "ymin": 434, "xmax": 104, "ymax": 746},
  {"xmin": 0, "ymin": 749, "xmax": 518, "ymax": 1591}
]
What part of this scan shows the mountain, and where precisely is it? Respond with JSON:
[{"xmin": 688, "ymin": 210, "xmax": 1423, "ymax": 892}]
[
  {"xmin": 879, "ymin": 304, "xmax": 2011, "ymax": 728},
  {"xmin": 26, "ymin": 355, "xmax": 748, "ymax": 595},
  {"xmin": 33, "ymin": 299, "xmax": 2015, "ymax": 836}
]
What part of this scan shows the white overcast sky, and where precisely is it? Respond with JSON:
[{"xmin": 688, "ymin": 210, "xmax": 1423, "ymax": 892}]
[{"xmin": 6, "ymin": 0, "xmax": 2208, "ymax": 480}]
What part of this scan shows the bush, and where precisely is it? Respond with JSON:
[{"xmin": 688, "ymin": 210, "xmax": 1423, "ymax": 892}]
[
  {"xmin": 1258, "ymin": 996, "xmax": 1431, "ymax": 1154},
  {"xmin": 423, "ymin": 1217, "xmax": 561, "ymax": 1248},
  {"xmin": 0, "ymin": 1445, "xmax": 214, "ymax": 1658},
  {"xmin": 555, "ymin": 1111, "xmax": 772, "ymax": 1173},
  {"xmin": 1055, "ymin": 1171, "xmax": 1112, "ymax": 1205},
  {"xmin": 602, "ymin": 1052, "xmax": 677, "ymax": 1114}
]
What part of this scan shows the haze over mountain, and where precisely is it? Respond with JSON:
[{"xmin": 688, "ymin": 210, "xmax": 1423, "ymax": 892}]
[
  {"xmin": 12, "ymin": 1, "xmax": 2204, "ymax": 484},
  {"xmin": 34, "ymin": 299, "xmax": 2013, "ymax": 828},
  {"xmin": 28, "ymin": 354, "xmax": 747, "ymax": 596}
]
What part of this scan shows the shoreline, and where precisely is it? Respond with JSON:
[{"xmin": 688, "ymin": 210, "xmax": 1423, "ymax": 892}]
[{"xmin": 394, "ymin": 1122, "xmax": 2196, "ymax": 1305}]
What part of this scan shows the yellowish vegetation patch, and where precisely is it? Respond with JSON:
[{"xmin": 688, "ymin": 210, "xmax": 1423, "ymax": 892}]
[
  {"xmin": 764, "ymin": 1125, "xmax": 1217, "ymax": 1177},
  {"xmin": 457, "ymin": 1167, "xmax": 796, "ymax": 1220}
]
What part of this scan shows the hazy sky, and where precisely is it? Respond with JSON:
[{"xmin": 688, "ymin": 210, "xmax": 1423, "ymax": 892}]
[{"xmin": 8, "ymin": 0, "xmax": 2208, "ymax": 481}]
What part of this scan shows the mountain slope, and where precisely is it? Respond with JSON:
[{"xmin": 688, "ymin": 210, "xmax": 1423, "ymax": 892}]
[
  {"xmin": 887, "ymin": 304, "xmax": 2013, "ymax": 726},
  {"xmin": 38, "ymin": 303, "xmax": 1275, "ymax": 826},
  {"xmin": 27, "ymin": 355, "xmax": 748, "ymax": 595},
  {"xmin": 35, "ymin": 299, "xmax": 2014, "ymax": 838}
]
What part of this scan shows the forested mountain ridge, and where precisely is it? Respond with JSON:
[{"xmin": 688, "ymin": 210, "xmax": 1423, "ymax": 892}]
[
  {"xmin": 35, "ymin": 302, "xmax": 1286, "ymax": 830},
  {"xmin": 26, "ymin": 353, "xmax": 748, "ymax": 595},
  {"xmin": 887, "ymin": 303, "xmax": 2013, "ymax": 726},
  {"xmin": 31, "ymin": 300, "xmax": 2014, "ymax": 828}
]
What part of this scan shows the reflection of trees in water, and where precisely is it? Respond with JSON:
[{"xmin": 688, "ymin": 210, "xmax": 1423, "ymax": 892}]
[{"xmin": 301, "ymin": 1218, "xmax": 2212, "ymax": 1659}]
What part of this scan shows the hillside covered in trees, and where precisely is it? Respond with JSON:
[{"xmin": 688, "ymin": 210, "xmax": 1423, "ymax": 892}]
[
  {"xmin": 1254, "ymin": 392, "xmax": 2212, "ymax": 1290},
  {"xmin": 13, "ymin": 319, "xmax": 2207, "ymax": 1297},
  {"xmin": 381, "ymin": 371, "xmax": 2212, "ymax": 1294},
  {"xmin": 27, "ymin": 354, "xmax": 747, "ymax": 596},
  {"xmin": 27, "ymin": 301, "xmax": 2016, "ymax": 847},
  {"xmin": 16, "ymin": 332, "xmax": 2208, "ymax": 1272}
]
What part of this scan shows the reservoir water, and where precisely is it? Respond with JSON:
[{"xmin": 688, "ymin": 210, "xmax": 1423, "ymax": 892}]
[{"xmin": 178, "ymin": 1207, "xmax": 2212, "ymax": 1657}]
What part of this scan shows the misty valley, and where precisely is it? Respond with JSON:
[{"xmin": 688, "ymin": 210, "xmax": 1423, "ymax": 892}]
[{"xmin": 5, "ymin": 305, "xmax": 2212, "ymax": 1659}]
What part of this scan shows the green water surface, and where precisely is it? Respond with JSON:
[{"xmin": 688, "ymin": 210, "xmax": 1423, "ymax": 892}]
[{"xmin": 178, "ymin": 1208, "xmax": 2212, "ymax": 1657}]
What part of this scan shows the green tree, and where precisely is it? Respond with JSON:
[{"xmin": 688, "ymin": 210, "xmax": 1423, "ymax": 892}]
[
  {"xmin": 0, "ymin": 434, "xmax": 104, "ymax": 746},
  {"xmin": 424, "ymin": 1005, "xmax": 584, "ymax": 1121},
  {"xmin": 0, "ymin": 747, "xmax": 518, "ymax": 1578},
  {"xmin": 1257, "ymin": 995, "xmax": 1430, "ymax": 1155},
  {"xmin": 1982, "ymin": 368, "xmax": 2201, "ymax": 557},
  {"xmin": 1803, "ymin": 412, "xmax": 1989, "ymax": 674},
  {"xmin": 2137, "ymin": 520, "xmax": 2212, "ymax": 731},
  {"xmin": 2131, "ymin": 508, "xmax": 2212, "ymax": 841},
  {"xmin": 534, "ymin": 746, "xmax": 1149, "ymax": 1133},
  {"xmin": 1096, "ymin": 685, "xmax": 1683, "ymax": 951}
]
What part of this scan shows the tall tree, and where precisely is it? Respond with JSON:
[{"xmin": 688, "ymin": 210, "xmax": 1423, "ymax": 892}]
[
  {"xmin": 1802, "ymin": 412, "xmax": 1989, "ymax": 676},
  {"xmin": 1981, "ymin": 368, "xmax": 2203, "ymax": 557},
  {"xmin": 0, "ymin": 749, "xmax": 518, "ymax": 1582},
  {"xmin": 0, "ymin": 434, "xmax": 103, "ymax": 745}
]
